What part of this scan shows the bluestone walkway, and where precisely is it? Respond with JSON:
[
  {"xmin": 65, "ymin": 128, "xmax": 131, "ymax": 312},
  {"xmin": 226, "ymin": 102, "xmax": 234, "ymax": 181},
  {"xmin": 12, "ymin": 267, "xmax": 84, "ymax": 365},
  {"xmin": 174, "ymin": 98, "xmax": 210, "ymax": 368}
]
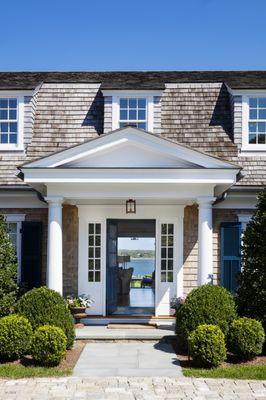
[
  {"xmin": 1, "ymin": 377, "xmax": 265, "ymax": 399},
  {"xmin": 73, "ymin": 342, "xmax": 183, "ymax": 377}
]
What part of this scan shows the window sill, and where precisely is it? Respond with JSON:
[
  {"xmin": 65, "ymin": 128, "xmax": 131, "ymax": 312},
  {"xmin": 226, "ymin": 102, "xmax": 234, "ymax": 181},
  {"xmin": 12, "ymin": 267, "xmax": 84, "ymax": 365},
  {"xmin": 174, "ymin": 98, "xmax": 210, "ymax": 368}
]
[
  {"xmin": 0, "ymin": 145, "xmax": 24, "ymax": 152},
  {"xmin": 240, "ymin": 147, "xmax": 266, "ymax": 156}
]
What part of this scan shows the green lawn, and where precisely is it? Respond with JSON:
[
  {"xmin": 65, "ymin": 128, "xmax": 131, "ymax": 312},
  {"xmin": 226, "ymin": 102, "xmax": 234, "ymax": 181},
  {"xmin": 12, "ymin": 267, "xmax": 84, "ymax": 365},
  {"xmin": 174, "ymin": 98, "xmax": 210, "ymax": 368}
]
[
  {"xmin": 0, "ymin": 364, "xmax": 72, "ymax": 379},
  {"xmin": 183, "ymin": 364, "xmax": 266, "ymax": 380}
]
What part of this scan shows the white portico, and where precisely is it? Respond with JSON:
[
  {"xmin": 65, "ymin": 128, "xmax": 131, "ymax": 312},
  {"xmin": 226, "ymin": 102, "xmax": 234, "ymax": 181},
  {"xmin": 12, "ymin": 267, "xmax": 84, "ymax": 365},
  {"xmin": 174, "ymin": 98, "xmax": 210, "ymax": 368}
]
[{"xmin": 20, "ymin": 127, "xmax": 240, "ymax": 315}]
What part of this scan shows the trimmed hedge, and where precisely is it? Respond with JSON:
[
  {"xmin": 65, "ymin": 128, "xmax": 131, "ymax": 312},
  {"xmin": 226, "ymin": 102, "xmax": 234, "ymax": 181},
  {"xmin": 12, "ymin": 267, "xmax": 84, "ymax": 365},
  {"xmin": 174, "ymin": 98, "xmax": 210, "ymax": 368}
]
[
  {"xmin": 17, "ymin": 287, "xmax": 75, "ymax": 349},
  {"xmin": 176, "ymin": 285, "xmax": 237, "ymax": 342},
  {"xmin": 188, "ymin": 324, "xmax": 227, "ymax": 368},
  {"xmin": 31, "ymin": 325, "xmax": 67, "ymax": 366},
  {"xmin": 228, "ymin": 317, "xmax": 265, "ymax": 360},
  {"xmin": 0, "ymin": 314, "xmax": 32, "ymax": 360}
]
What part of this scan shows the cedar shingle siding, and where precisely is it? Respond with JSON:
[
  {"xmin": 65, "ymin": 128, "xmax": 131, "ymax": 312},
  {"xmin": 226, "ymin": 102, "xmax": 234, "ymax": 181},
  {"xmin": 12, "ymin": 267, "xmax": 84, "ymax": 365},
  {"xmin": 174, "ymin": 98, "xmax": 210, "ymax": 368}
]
[{"xmin": 0, "ymin": 72, "xmax": 266, "ymax": 186}]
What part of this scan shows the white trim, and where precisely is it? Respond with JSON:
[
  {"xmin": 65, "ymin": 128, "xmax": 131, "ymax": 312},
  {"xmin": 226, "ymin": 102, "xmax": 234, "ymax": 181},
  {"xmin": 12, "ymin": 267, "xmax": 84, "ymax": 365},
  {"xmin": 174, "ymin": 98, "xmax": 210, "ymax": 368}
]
[
  {"xmin": 242, "ymin": 94, "xmax": 266, "ymax": 152},
  {"xmin": 0, "ymin": 92, "xmax": 27, "ymax": 151},
  {"xmin": 78, "ymin": 204, "xmax": 184, "ymax": 316},
  {"xmin": 23, "ymin": 167, "xmax": 239, "ymax": 184},
  {"xmin": 237, "ymin": 213, "xmax": 253, "ymax": 231},
  {"xmin": 4, "ymin": 213, "xmax": 25, "ymax": 281},
  {"xmin": 22, "ymin": 127, "xmax": 238, "ymax": 169}
]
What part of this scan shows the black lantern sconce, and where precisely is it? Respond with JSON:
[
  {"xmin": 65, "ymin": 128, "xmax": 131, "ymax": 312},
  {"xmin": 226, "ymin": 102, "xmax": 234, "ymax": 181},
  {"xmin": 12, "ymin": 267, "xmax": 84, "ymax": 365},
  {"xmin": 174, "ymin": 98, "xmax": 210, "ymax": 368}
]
[{"xmin": 126, "ymin": 199, "xmax": 136, "ymax": 214}]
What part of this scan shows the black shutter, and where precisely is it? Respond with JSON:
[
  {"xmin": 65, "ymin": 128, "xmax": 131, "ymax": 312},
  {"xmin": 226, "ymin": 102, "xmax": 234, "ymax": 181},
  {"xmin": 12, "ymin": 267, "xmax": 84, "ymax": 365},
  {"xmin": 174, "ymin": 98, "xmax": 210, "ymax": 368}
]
[{"xmin": 21, "ymin": 221, "xmax": 42, "ymax": 289}]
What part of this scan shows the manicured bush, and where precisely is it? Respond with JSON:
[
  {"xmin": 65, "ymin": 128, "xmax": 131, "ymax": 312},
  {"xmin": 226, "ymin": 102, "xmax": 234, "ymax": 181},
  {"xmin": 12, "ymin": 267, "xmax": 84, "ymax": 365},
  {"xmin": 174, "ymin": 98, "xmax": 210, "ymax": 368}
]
[
  {"xmin": 0, "ymin": 215, "xmax": 18, "ymax": 317},
  {"xmin": 228, "ymin": 317, "xmax": 265, "ymax": 360},
  {"xmin": 31, "ymin": 325, "xmax": 67, "ymax": 366},
  {"xmin": 188, "ymin": 324, "xmax": 227, "ymax": 368},
  {"xmin": 176, "ymin": 285, "xmax": 237, "ymax": 342},
  {"xmin": 0, "ymin": 314, "xmax": 32, "ymax": 360},
  {"xmin": 16, "ymin": 287, "xmax": 75, "ymax": 349}
]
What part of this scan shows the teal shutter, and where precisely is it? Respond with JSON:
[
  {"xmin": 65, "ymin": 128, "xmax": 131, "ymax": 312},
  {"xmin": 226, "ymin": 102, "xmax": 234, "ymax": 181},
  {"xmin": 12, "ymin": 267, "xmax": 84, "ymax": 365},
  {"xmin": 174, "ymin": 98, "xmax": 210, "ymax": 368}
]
[{"xmin": 220, "ymin": 223, "xmax": 241, "ymax": 293}]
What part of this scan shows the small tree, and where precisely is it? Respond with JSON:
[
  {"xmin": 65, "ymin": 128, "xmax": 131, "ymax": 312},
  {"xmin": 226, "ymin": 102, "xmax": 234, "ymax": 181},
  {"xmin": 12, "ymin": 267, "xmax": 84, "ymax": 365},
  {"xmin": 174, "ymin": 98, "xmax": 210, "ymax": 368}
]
[
  {"xmin": 0, "ymin": 215, "xmax": 18, "ymax": 316},
  {"xmin": 236, "ymin": 189, "xmax": 266, "ymax": 332}
]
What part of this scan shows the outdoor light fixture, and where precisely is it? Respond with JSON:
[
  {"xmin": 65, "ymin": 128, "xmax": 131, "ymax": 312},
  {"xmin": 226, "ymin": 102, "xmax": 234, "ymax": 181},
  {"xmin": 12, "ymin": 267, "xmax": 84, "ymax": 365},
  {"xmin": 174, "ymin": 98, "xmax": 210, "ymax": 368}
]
[{"xmin": 126, "ymin": 199, "xmax": 136, "ymax": 214}]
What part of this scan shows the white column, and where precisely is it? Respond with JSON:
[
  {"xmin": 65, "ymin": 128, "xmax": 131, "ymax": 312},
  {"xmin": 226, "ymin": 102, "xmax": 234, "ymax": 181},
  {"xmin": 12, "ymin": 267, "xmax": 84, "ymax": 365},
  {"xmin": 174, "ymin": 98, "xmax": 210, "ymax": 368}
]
[
  {"xmin": 46, "ymin": 197, "xmax": 63, "ymax": 294},
  {"xmin": 197, "ymin": 196, "xmax": 216, "ymax": 286}
]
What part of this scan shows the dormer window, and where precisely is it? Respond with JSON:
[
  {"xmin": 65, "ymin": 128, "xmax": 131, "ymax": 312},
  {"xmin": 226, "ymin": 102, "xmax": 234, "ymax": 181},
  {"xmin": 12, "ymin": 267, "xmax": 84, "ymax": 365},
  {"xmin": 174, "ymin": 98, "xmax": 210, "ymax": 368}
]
[
  {"xmin": 248, "ymin": 97, "xmax": 266, "ymax": 145},
  {"xmin": 119, "ymin": 98, "xmax": 147, "ymax": 130},
  {"xmin": 102, "ymin": 90, "xmax": 162, "ymax": 133},
  {"xmin": 0, "ymin": 93, "xmax": 24, "ymax": 150},
  {"xmin": 242, "ymin": 94, "xmax": 266, "ymax": 151}
]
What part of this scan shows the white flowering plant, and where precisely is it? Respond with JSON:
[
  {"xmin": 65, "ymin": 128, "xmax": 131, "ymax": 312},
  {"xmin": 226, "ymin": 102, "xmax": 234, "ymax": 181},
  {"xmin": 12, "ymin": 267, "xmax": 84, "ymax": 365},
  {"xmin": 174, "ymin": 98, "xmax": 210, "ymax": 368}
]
[
  {"xmin": 66, "ymin": 294, "xmax": 94, "ymax": 309},
  {"xmin": 170, "ymin": 295, "xmax": 186, "ymax": 310}
]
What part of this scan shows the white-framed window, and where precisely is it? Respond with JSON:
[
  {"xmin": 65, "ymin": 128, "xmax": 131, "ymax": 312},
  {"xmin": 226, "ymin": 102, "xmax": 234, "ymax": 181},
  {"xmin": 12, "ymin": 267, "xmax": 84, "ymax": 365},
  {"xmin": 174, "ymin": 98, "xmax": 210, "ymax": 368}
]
[
  {"xmin": 242, "ymin": 94, "xmax": 266, "ymax": 151},
  {"xmin": 4, "ymin": 214, "xmax": 25, "ymax": 281},
  {"xmin": 119, "ymin": 98, "xmax": 147, "ymax": 130},
  {"xmin": 88, "ymin": 222, "xmax": 102, "ymax": 282},
  {"xmin": 0, "ymin": 93, "xmax": 24, "ymax": 150},
  {"xmin": 102, "ymin": 90, "xmax": 162, "ymax": 132}
]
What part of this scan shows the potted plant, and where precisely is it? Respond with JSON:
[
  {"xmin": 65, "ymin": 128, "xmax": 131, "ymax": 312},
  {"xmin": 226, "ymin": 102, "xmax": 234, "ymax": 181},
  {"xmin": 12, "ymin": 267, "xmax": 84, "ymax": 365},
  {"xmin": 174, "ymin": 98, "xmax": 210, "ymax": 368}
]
[
  {"xmin": 66, "ymin": 294, "xmax": 94, "ymax": 317},
  {"xmin": 170, "ymin": 295, "xmax": 186, "ymax": 316}
]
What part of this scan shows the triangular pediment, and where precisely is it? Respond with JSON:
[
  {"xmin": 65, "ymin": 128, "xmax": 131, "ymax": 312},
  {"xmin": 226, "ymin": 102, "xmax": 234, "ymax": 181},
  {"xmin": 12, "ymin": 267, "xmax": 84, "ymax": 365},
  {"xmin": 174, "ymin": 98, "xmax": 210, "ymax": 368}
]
[{"xmin": 22, "ymin": 127, "xmax": 237, "ymax": 169}]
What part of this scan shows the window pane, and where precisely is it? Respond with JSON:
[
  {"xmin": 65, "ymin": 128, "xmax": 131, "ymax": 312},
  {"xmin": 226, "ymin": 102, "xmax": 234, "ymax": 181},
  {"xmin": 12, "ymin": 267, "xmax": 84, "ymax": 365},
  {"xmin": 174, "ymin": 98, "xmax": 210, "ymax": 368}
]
[
  {"xmin": 258, "ymin": 134, "xmax": 266, "ymax": 144},
  {"xmin": 129, "ymin": 109, "xmax": 137, "ymax": 120},
  {"xmin": 95, "ymin": 224, "xmax": 101, "ymax": 234},
  {"xmin": 258, "ymin": 98, "xmax": 266, "ymax": 108},
  {"xmin": 0, "ymin": 99, "xmax": 8, "ymax": 108},
  {"xmin": 249, "ymin": 134, "xmax": 256, "ymax": 144},
  {"xmin": 0, "ymin": 110, "xmax": 8, "ymax": 119},
  {"xmin": 88, "ymin": 271, "xmax": 94, "ymax": 281},
  {"xmin": 10, "ymin": 134, "xmax": 17, "ymax": 144},
  {"xmin": 161, "ymin": 224, "xmax": 167, "ymax": 234},
  {"xmin": 89, "ymin": 235, "xmax": 94, "ymax": 246},
  {"xmin": 129, "ymin": 98, "xmax": 137, "ymax": 108},
  {"xmin": 167, "ymin": 272, "xmax": 173, "ymax": 282},
  {"xmin": 138, "ymin": 98, "xmax": 146, "ymax": 108},
  {"xmin": 95, "ymin": 271, "xmax": 100, "ymax": 282},
  {"xmin": 95, "ymin": 247, "xmax": 101, "ymax": 258},
  {"xmin": 95, "ymin": 235, "xmax": 101, "ymax": 246},
  {"xmin": 249, "ymin": 109, "xmax": 257, "ymax": 119},
  {"xmin": 161, "ymin": 248, "xmax": 166, "ymax": 258},
  {"xmin": 249, "ymin": 122, "xmax": 256, "ymax": 133},
  {"xmin": 9, "ymin": 110, "xmax": 17, "ymax": 120},
  {"xmin": 249, "ymin": 98, "xmax": 257, "ymax": 108},
  {"xmin": 0, "ymin": 123, "xmax": 8, "ymax": 132},
  {"xmin": 0, "ymin": 134, "xmax": 8, "ymax": 143},
  {"xmin": 168, "ymin": 248, "xmax": 173, "ymax": 259},
  {"xmin": 9, "ymin": 99, "xmax": 17, "ymax": 108},
  {"xmin": 138, "ymin": 110, "xmax": 146, "ymax": 120},
  {"xmin": 259, "ymin": 109, "xmax": 266, "ymax": 119},
  {"xmin": 10, "ymin": 123, "xmax": 17, "ymax": 132},
  {"xmin": 120, "ymin": 98, "xmax": 128, "ymax": 108},
  {"xmin": 161, "ymin": 236, "xmax": 167, "ymax": 246},
  {"xmin": 88, "ymin": 260, "xmax": 94, "ymax": 270},
  {"xmin": 137, "ymin": 122, "xmax": 146, "ymax": 130},
  {"xmin": 89, "ymin": 247, "xmax": 94, "ymax": 258},
  {"xmin": 89, "ymin": 224, "xmax": 94, "ymax": 234},
  {"xmin": 161, "ymin": 272, "xmax": 166, "ymax": 282},
  {"xmin": 120, "ymin": 110, "xmax": 127, "ymax": 120},
  {"xmin": 258, "ymin": 122, "xmax": 266, "ymax": 132}
]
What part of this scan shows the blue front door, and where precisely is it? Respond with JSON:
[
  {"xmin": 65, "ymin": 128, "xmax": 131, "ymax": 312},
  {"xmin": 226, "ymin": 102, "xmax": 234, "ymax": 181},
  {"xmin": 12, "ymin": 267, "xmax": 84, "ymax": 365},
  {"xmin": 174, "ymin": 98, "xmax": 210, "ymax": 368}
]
[{"xmin": 220, "ymin": 222, "xmax": 241, "ymax": 293}]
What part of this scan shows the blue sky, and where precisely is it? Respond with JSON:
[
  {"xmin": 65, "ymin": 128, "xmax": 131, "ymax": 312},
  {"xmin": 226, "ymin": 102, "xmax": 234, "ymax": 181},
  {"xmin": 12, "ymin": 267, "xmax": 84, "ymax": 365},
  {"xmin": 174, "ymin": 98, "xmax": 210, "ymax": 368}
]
[
  {"xmin": 0, "ymin": 0, "xmax": 265, "ymax": 71},
  {"xmin": 118, "ymin": 238, "xmax": 155, "ymax": 251}
]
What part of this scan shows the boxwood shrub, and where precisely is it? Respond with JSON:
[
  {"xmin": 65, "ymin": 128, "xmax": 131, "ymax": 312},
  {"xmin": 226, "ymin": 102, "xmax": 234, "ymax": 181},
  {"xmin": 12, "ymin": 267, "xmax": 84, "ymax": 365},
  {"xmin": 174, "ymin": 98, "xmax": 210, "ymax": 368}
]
[
  {"xmin": 176, "ymin": 285, "xmax": 237, "ymax": 343},
  {"xmin": 0, "ymin": 314, "xmax": 32, "ymax": 360},
  {"xmin": 31, "ymin": 325, "xmax": 67, "ymax": 366},
  {"xmin": 188, "ymin": 324, "xmax": 227, "ymax": 368},
  {"xmin": 16, "ymin": 286, "xmax": 75, "ymax": 349},
  {"xmin": 228, "ymin": 317, "xmax": 265, "ymax": 360}
]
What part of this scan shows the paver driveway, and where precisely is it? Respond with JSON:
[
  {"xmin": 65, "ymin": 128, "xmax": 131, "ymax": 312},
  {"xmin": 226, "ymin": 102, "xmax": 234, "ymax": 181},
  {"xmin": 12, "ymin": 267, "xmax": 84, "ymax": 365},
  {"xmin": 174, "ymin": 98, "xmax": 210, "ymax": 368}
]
[
  {"xmin": 73, "ymin": 342, "xmax": 183, "ymax": 377},
  {"xmin": 0, "ymin": 377, "xmax": 265, "ymax": 399}
]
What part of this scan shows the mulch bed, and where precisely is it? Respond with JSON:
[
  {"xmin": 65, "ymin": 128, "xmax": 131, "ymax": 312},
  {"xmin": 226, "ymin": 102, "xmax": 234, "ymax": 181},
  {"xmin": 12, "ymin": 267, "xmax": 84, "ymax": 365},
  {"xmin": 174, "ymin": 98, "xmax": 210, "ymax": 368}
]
[
  {"xmin": 0, "ymin": 340, "xmax": 86, "ymax": 370},
  {"xmin": 169, "ymin": 337, "xmax": 266, "ymax": 368}
]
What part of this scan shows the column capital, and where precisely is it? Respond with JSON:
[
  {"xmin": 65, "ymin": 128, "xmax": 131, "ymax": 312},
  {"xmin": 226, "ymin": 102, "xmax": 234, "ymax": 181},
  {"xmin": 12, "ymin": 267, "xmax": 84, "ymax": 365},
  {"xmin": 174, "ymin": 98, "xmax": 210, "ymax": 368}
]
[
  {"xmin": 45, "ymin": 196, "xmax": 64, "ymax": 206},
  {"xmin": 197, "ymin": 196, "xmax": 216, "ymax": 207}
]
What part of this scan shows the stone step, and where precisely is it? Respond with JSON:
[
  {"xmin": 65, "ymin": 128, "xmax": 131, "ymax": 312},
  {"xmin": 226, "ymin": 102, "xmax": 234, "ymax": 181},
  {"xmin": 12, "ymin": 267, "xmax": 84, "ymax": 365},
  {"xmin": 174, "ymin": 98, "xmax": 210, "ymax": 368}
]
[{"xmin": 80, "ymin": 316, "xmax": 176, "ymax": 327}]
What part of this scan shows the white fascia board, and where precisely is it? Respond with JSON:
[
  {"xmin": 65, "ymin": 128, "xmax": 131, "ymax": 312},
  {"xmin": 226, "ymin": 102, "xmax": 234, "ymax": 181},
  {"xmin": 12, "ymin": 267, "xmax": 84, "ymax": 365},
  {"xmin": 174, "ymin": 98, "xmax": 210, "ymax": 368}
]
[
  {"xmin": 22, "ymin": 167, "xmax": 239, "ymax": 184},
  {"xmin": 23, "ymin": 127, "xmax": 238, "ymax": 169},
  {"xmin": 101, "ymin": 90, "xmax": 163, "ymax": 96},
  {"xmin": 229, "ymin": 89, "xmax": 266, "ymax": 96}
]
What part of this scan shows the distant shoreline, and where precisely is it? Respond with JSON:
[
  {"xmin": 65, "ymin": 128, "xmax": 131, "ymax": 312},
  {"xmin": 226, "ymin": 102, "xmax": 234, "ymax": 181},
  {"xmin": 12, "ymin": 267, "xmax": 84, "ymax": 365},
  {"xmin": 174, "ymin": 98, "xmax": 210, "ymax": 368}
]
[{"xmin": 130, "ymin": 257, "xmax": 155, "ymax": 261}]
